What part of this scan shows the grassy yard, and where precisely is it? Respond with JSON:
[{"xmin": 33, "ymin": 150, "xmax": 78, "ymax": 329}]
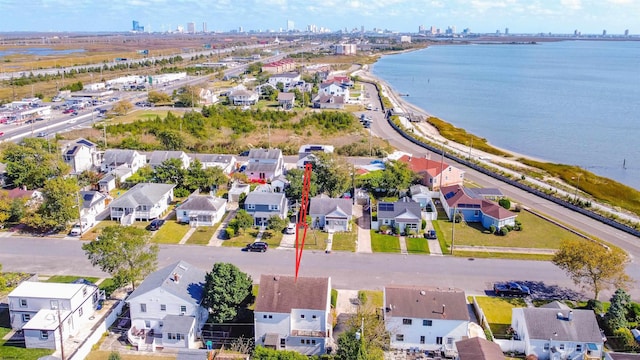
[
  {"xmin": 406, "ymin": 237, "xmax": 430, "ymax": 254},
  {"xmin": 330, "ymin": 230, "xmax": 357, "ymax": 252},
  {"xmin": 86, "ymin": 351, "xmax": 176, "ymax": 360},
  {"xmin": 474, "ymin": 296, "xmax": 526, "ymax": 337},
  {"xmin": 302, "ymin": 230, "xmax": 329, "ymax": 251},
  {"xmin": 0, "ymin": 319, "xmax": 54, "ymax": 360},
  {"xmin": 222, "ymin": 228, "xmax": 283, "ymax": 249},
  {"xmin": 370, "ymin": 231, "xmax": 400, "ymax": 253},
  {"xmin": 453, "ymin": 251, "xmax": 553, "ymax": 261},
  {"xmin": 185, "ymin": 226, "xmax": 215, "ymax": 245},
  {"xmin": 44, "ymin": 275, "xmax": 99, "ymax": 283},
  {"xmin": 358, "ymin": 290, "xmax": 384, "ymax": 308},
  {"xmin": 81, "ymin": 220, "xmax": 147, "ymax": 241},
  {"xmin": 437, "ymin": 210, "xmax": 589, "ymax": 250},
  {"xmin": 152, "ymin": 221, "xmax": 190, "ymax": 244}
]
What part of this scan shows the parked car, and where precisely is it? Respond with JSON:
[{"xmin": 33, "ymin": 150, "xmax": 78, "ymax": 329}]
[
  {"xmin": 493, "ymin": 282, "xmax": 530, "ymax": 297},
  {"xmin": 37, "ymin": 131, "xmax": 48, "ymax": 137},
  {"xmin": 69, "ymin": 222, "xmax": 93, "ymax": 236},
  {"xmin": 424, "ymin": 230, "xmax": 437, "ymax": 239},
  {"xmin": 243, "ymin": 241, "xmax": 268, "ymax": 252},
  {"xmin": 284, "ymin": 223, "xmax": 296, "ymax": 235},
  {"xmin": 147, "ymin": 219, "xmax": 165, "ymax": 231}
]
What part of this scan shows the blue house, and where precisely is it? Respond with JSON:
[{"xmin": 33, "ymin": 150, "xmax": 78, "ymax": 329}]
[
  {"xmin": 440, "ymin": 185, "xmax": 516, "ymax": 230},
  {"xmin": 244, "ymin": 191, "xmax": 288, "ymax": 226}
]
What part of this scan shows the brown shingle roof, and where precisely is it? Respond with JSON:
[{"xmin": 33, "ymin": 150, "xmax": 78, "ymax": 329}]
[
  {"xmin": 255, "ymin": 275, "xmax": 330, "ymax": 313},
  {"xmin": 384, "ymin": 286, "xmax": 469, "ymax": 321},
  {"xmin": 456, "ymin": 337, "xmax": 506, "ymax": 360}
]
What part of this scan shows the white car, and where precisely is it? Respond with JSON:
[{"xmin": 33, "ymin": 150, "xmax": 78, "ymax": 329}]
[
  {"xmin": 69, "ymin": 221, "xmax": 94, "ymax": 236},
  {"xmin": 285, "ymin": 223, "xmax": 296, "ymax": 235}
]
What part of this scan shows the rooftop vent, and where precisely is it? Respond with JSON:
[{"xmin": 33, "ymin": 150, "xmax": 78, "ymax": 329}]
[{"xmin": 420, "ymin": 290, "xmax": 426, "ymax": 296}]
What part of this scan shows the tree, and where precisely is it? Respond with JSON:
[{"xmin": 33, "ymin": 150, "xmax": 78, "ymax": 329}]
[
  {"xmin": 0, "ymin": 191, "xmax": 11, "ymax": 225},
  {"xmin": 552, "ymin": 239, "xmax": 631, "ymax": 299},
  {"xmin": 228, "ymin": 210, "xmax": 254, "ymax": 234},
  {"xmin": 156, "ymin": 130, "xmax": 185, "ymax": 151},
  {"xmin": 267, "ymin": 215, "xmax": 287, "ymax": 232},
  {"xmin": 1, "ymin": 139, "xmax": 69, "ymax": 189},
  {"xmin": 111, "ymin": 100, "xmax": 133, "ymax": 116},
  {"xmin": 312, "ymin": 152, "xmax": 351, "ymax": 198},
  {"xmin": 153, "ymin": 158, "xmax": 187, "ymax": 186},
  {"xmin": 147, "ymin": 90, "xmax": 172, "ymax": 104},
  {"xmin": 184, "ymin": 160, "xmax": 227, "ymax": 193},
  {"xmin": 605, "ymin": 288, "xmax": 631, "ymax": 332},
  {"xmin": 25, "ymin": 177, "xmax": 79, "ymax": 231},
  {"xmin": 82, "ymin": 226, "xmax": 159, "ymax": 290},
  {"xmin": 175, "ymin": 85, "xmax": 197, "ymax": 107},
  {"xmin": 284, "ymin": 168, "xmax": 318, "ymax": 201},
  {"xmin": 202, "ymin": 263, "xmax": 252, "ymax": 323},
  {"xmin": 336, "ymin": 301, "xmax": 388, "ymax": 360}
]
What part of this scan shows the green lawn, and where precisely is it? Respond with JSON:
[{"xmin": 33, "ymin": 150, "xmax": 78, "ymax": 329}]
[
  {"xmin": 437, "ymin": 210, "xmax": 590, "ymax": 250},
  {"xmin": 453, "ymin": 251, "xmax": 553, "ymax": 261},
  {"xmin": 185, "ymin": 226, "xmax": 215, "ymax": 245},
  {"xmin": 152, "ymin": 221, "xmax": 190, "ymax": 244},
  {"xmin": 330, "ymin": 230, "xmax": 357, "ymax": 252},
  {"xmin": 358, "ymin": 290, "xmax": 384, "ymax": 308},
  {"xmin": 370, "ymin": 230, "xmax": 400, "ymax": 253},
  {"xmin": 474, "ymin": 296, "xmax": 526, "ymax": 336},
  {"xmin": 302, "ymin": 230, "xmax": 329, "ymax": 250},
  {"xmin": 45, "ymin": 275, "xmax": 99, "ymax": 283},
  {"xmin": 222, "ymin": 228, "xmax": 283, "ymax": 248},
  {"xmin": 406, "ymin": 237, "xmax": 430, "ymax": 254},
  {"xmin": 98, "ymin": 278, "xmax": 119, "ymax": 297},
  {"xmin": 86, "ymin": 351, "xmax": 176, "ymax": 360}
]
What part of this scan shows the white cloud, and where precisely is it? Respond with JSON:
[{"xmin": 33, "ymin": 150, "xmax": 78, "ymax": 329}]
[{"xmin": 560, "ymin": 0, "xmax": 582, "ymax": 10}]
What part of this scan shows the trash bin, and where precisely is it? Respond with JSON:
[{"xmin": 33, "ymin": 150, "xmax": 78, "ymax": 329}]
[{"xmin": 206, "ymin": 340, "xmax": 213, "ymax": 350}]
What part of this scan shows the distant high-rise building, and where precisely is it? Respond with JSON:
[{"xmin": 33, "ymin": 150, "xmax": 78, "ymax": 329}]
[
  {"xmin": 335, "ymin": 44, "xmax": 357, "ymax": 55},
  {"xmin": 418, "ymin": 25, "xmax": 425, "ymax": 33},
  {"xmin": 361, "ymin": 25, "xmax": 365, "ymax": 33},
  {"xmin": 602, "ymin": 29, "xmax": 607, "ymax": 36},
  {"xmin": 430, "ymin": 26, "xmax": 436, "ymax": 35},
  {"xmin": 287, "ymin": 20, "xmax": 294, "ymax": 31},
  {"xmin": 202, "ymin": 22, "xmax": 207, "ymax": 33},
  {"xmin": 505, "ymin": 27, "xmax": 509, "ymax": 35},
  {"xmin": 176, "ymin": 25, "xmax": 184, "ymax": 33},
  {"xmin": 132, "ymin": 20, "xmax": 144, "ymax": 32},
  {"xmin": 187, "ymin": 22, "xmax": 195, "ymax": 34},
  {"xmin": 625, "ymin": 29, "xmax": 629, "ymax": 36},
  {"xmin": 239, "ymin": 26, "xmax": 243, "ymax": 32}
]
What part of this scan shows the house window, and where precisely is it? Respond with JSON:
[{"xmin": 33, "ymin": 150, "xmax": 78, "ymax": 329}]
[
  {"xmin": 22, "ymin": 314, "xmax": 31, "ymax": 322},
  {"xmin": 312, "ymin": 315, "xmax": 317, "ymax": 319},
  {"xmin": 50, "ymin": 300, "xmax": 59, "ymax": 309},
  {"xmin": 269, "ymin": 204, "xmax": 279, "ymax": 210},
  {"xmin": 396, "ymin": 334, "xmax": 404, "ymax": 341},
  {"xmin": 447, "ymin": 338, "xmax": 454, "ymax": 345},
  {"xmin": 263, "ymin": 315, "xmax": 267, "ymax": 319},
  {"xmin": 160, "ymin": 304, "xmax": 166, "ymax": 311},
  {"xmin": 301, "ymin": 314, "xmax": 305, "ymax": 319},
  {"xmin": 300, "ymin": 339, "xmax": 305, "ymax": 344},
  {"xmin": 159, "ymin": 321, "xmax": 163, "ymax": 327},
  {"xmin": 544, "ymin": 343, "xmax": 550, "ymax": 351},
  {"xmin": 474, "ymin": 210, "xmax": 480, "ymax": 216},
  {"xmin": 423, "ymin": 320, "xmax": 433, "ymax": 326},
  {"xmin": 436, "ymin": 337, "xmax": 443, "ymax": 345},
  {"xmin": 145, "ymin": 320, "xmax": 151, "ymax": 328},
  {"xmin": 40, "ymin": 330, "xmax": 49, "ymax": 340},
  {"xmin": 247, "ymin": 204, "xmax": 255, "ymax": 210},
  {"xmin": 402, "ymin": 318, "xmax": 412, "ymax": 325},
  {"xmin": 176, "ymin": 333, "xmax": 182, "ymax": 340},
  {"xmin": 559, "ymin": 344, "xmax": 565, "ymax": 350},
  {"xmin": 78, "ymin": 307, "xmax": 83, "ymax": 317},
  {"xmin": 306, "ymin": 339, "xmax": 311, "ymax": 344},
  {"xmin": 20, "ymin": 299, "xmax": 27, "ymax": 307},
  {"xmin": 167, "ymin": 333, "xmax": 176, "ymax": 340},
  {"xmin": 140, "ymin": 304, "xmax": 147, "ymax": 313},
  {"xmin": 280, "ymin": 338, "xmax": 286, "ymax": 348},
  {"xmin": 420, "ymin": 336, "xmax": 425, "ymax": 344},
  {"xmin": 576, "ymin": 344, "xmax": 582, "ymax": 352},
  {"xmin": 180, "ymin": 305, "xmax": 187, "ymax": 313},
  {"xmin": 312, "ymin": 340, "xmax": 316, "ymax": 345},
  {"xmin": 268, "ymin": 315, "xmax": 272, "ymax": 319}
]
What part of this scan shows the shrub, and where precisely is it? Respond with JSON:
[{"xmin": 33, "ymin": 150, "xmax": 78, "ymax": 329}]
[
  {"xmin": 498, "ymin": 198, "xmax": 511, "ymax": 210},
  {"xmin": 499, "ymin": 227, "xmax": 509, "ymax": 236},
  {"xmin": 379, "ymin": 225, "xmax": 390, "ymax": 234},
  {"xmin": 613, "ymin": 327, "xmax": 638, "ymax": 350},
  {"xmin": 586, "ymin": 299, "xmax": 604, "ymax": 314},
  {"xmin": 225, "ymin": 227, "xmax": 235, "ymax": 238},
  {"xmin": 514, "ymin": 204, "xmax": 523, "ymax": 212},
  {"xmin": 489, "ymin": 225, "xmax": 497, "ymax": 234},
  {"xmin": 330, "ymin": 289, "xmax": 338, "ymax": 308},
  {"xmin": 108, "ymin": 352, "xmax": 122, "ymax": 360},
  {"xmin": 358, "ymin": 291, "xmax": 367, "ymax": 305},
  {"xmin": 173, "ymin": 187, "xmax": 191, "ymax": 198},
  {"xmin": 421, "ymin": 219, "xmax": 427, "ymax": 230}
]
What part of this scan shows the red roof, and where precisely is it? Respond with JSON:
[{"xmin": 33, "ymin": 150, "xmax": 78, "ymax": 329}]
[
  {"xmin": 399, "ymin": 155, "xmax": 448, "ymax": 177},
  {"xmin": 6, "ymin": 188, "xmax": 34, "ymax": 199},
  {"xmin": 441, "ymin": 184, "xmax": 516, "ymax": 221}
]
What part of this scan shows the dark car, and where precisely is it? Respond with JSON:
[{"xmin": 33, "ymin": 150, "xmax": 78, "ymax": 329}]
[
  {"xmin": 424, "ymin": 230, "xmax": 437, "ymax": 239},
  {"xmin": 493, "ymin": 282, "xmax": 530, "ymax": 297},
  {"xmin": 243, "ymin": 241, "xmax": 268, "ymax": 252},
  {"xmin": 147, "ymin": 219, "xmax": 166, "ymax": 231}
]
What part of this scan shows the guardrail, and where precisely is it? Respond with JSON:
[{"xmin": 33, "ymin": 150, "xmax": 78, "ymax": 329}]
[{"xmin": 362, "ymin": 79, "xmax": 640, "ymax": 239}]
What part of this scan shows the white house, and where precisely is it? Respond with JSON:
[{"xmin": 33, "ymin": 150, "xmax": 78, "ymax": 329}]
[
  {"xmin": 8, "ymin": 281, "xmax": 103, "ymax": 350},
  {"xmin": 456, "ymin": 337, "xmax": 505, "ymax": 360},
  {"xmin": 254, "ymin": 275, "xmax": 332, "ymax": 356},
  {"xmin": 191, "ymin": 154, "xmax": 237, "ymax": 174},
  {"xmin": 101, "ymin": 149, "xmax": 147, "ymax": 173},
  {"xmin": 148, "ymin": 151, "xmax": 191, "ymax": 169},
  {"xmin": 319, "ymin": 80, "xmax": 350, "ymax": 100},
  {"xmin": 176, "ymin": 191, "xmax": 227, "ymax": 226},
  {"xmin": 246, "ymin": 148, "xmax": 284, "ymax": 182},
  {"xmin": 384, "ymin": 286, "xmax": 470, "ymax": 356},
  {"xmin": 268, "ymin": 73, "xmax": 301, "ymax": 88},
  {"xmin": 509, "ymin": 302, "xmax": 603, "ymax": 360},
  {"xmin": 228, "ymin": 89, "xmax": 258, "ymax": 106},
  {"xmin": 309, "ymin": 195, "xmax": 353, "ymax": 232},
  {"xmin": 127, "ymin": 260, "xmax": 209, "ymax": 351},
  {"xmin": 109, "ymin": 183, "xmax": 175, "ymax": 223},
  {"xmin": 60, "ymin": 138, "xmax": 101, "ymax": 173}
]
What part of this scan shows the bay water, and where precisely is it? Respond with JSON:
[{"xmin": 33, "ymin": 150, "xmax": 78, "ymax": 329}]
[{"xmin": 373, "ymin": 41, "xmax": 640, "ymax": 190}]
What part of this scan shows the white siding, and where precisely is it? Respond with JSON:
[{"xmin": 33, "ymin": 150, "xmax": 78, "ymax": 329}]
[
  {"xmin": 254, "ymin": 312, "xmax": 290, "ymax": 348},
  {"xmin": 387, "ymin": 316, "xmax": 468, "ymax": 350},
  {"xmin": 128, "ymin": 288, "xmax": 201, "ymax": 332}
]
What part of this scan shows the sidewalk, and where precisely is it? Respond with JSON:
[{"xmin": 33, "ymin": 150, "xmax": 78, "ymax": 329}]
[{"xmin": 453, "ymin": 245, "xmax": 556, "ymax": 255}]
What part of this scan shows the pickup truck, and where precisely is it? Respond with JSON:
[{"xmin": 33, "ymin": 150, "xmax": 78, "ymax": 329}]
[{"xmin": 493, "ymin": 282, "xmax": 530, "ymax": 297}]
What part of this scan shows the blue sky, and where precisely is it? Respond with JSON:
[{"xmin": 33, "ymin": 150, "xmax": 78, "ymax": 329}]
[{"xmin": 0, "ymin": 0, "xmax": 638, "ymax": 34}]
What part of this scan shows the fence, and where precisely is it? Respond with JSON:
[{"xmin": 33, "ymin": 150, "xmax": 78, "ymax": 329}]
[{"xmin": 69, "ymin": 299, "xmax": 125, "ymax": 360}]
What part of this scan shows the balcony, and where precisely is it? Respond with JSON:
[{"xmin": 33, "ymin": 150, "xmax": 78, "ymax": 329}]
[{"xmin": 291, "ymin": 329, "xmax": 327, "ymax": 337}]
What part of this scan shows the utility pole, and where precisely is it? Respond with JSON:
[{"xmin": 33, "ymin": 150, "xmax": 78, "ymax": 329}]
[
  {"xmin": 451, "ymin": 206, "xmax": 457, "ymax": 255},
  {"xmin": 439, "ymin": 141, "xmax": 445, "ymax": 191},
  {"xmin": 56, "ymin": 301, "xmax": 65, "ymax": 360}
]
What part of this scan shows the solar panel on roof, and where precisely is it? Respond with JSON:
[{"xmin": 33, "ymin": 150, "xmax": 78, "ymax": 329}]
[
  {"xmin": 379, "ymin": 203, "xmax": 394, "ymax": 212},
  {"xmin": 78, "ymin": 139, "xmax": 93, "ymax": 147},
  {"xmin": 444, "ymin": 191, "xmax": 456, "ymax": 199},
  {"xmin": 83, "ymin": 194, "xmax": 93, "ymax": 201}
]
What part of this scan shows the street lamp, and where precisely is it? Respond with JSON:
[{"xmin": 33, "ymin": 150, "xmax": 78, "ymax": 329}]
[{"xmin": 572, "ymin": 174, "xmax": 583, "ymax": 202}]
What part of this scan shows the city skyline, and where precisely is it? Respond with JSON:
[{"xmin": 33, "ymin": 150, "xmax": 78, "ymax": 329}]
[{"xmin": 0, "ymin": 0, "xmax": 638, "ymax": 35}]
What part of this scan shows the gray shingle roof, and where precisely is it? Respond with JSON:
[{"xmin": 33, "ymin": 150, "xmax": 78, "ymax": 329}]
[
  {"xmin": 385, "ymin": 286, "xmax": 470, "ymax": 321},
  {"xmin": 162, "ymin": 314, "xmax": 196, "ymax": 334},
  {"xmin": 248, "ymin": 148, "xmax": 282, "ymax": 161},
  {"xmin": 255, "ymin": 274, "xmax": 329, "ymax": 313},
  {"xmin": 456, "ymin": 337, "xmax": 505, "ymax": 360},
  {"xmin": 103, "ymin": 149, "xmax": 142, "ymax": 167},
  {"xmin": 179, "ymin": 194, "xmax": 226, "ymax": 212},
  {"xmin": 520, "ymin": 308, "xmax": 602, "ymax": 343},
  {"xmin": 80, "ymin": 191, "xmax": 106, "ymax": 209},
  {"xmin": 246, "ymin": 162, "xmax": 278, "ymax": 173},
  {"xmin": 127, "ymin": 260, "xmax": 206, "ymax": 305},
  {"xmin": 109, "ymin": 183, "xmax": 175, "ymax": 209},
  {"xmin": 245, "ymin": 191, "xmax": 285, "ymax": 206},
  {"xmin": 309, "ymin": 195, "xmax": 352, "ymax": 217},
  {"xmin": 377, "ymin": 200, "xmax": 421, "ymax": 220},
  {"xmin": 148, "ymin": 151, "xmax": 188, "ymax": 166}
]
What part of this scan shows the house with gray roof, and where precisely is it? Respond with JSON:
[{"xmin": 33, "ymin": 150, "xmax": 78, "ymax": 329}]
[
  {"xmin": 377, "ymin": 199, "xmax": 422, "ymax": 235},
  {"xmin": 127, "ymin": 260, "xmax": 208, "ymax": 351},
  {"xmin": 176, "ymin": 191, "xmax": 227, "ymax": 226},
  {"xmin": 244, "ymin": 191, "xmax": 288, "ymax": 226},
  {"xmin": 254, "ymin": 274, "xmax": 332, "ymax": 356},
  {"xmin": 148, "ymin": 151, "xmax": 191, "ymax": 169},
  {"xmin": 246, "ymin": 148, "xmax": 284, "ymax": 183},
  {"xmin": 508, "ymin": 306, "xmax": 603, "ymax": 360},
  {"xmin": 79, "ymin": 190, "xmax": 107, "ymax": 217},
  {"xmin": 309, "ymin": 195, "xmax": 353, "ymax": 232},
  {"xmin": 384, "ymin": 286, "xmax": 470, "ymax": 355},
  {"xmin": 101, "ymin": 149, "xmax": 147, "ymax": 173},
  {"xmin": 228, "ymin": 89, "xmax": 258, "ymax": 106},
  {"xmin": 60, "ymin": 138, "xmax": 101, "ymax": 173},
  {"xmin": 456, "ymin": 337, "xmax": 505, "ymax": 360},
  {"xmin": 191, "ymin": 153, "xmax": 237, "ymax": 174},
  {"xmin": 109, "ymin": 183, "xmax": 175, "ymax": 223}
]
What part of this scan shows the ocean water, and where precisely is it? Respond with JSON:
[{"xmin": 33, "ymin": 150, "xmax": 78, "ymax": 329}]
[
  {"xmin": 373, "ymin": 41, "xmax": 640, "ymax": 190},
  {"xmin": 0, "ymin": 47, "xmax": 85, "ymax": 57}
]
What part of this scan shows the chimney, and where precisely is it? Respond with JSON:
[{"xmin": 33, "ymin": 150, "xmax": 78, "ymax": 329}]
[
  {"xmin": 173, "ymin": 273, "xmax": 180, "ymax": 283},
  {"xmin": 568, "ymin": 310, "xmax": 573, "ymax": 321},
  {"xmin": 442, "ymin": 304, "xmax": 446, "ymax": 315}
]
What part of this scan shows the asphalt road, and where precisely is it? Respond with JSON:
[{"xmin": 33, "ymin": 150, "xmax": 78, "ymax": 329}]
[{"xmin": 0, "ymin": 236, "xmax": 581, "ymax": 299}]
